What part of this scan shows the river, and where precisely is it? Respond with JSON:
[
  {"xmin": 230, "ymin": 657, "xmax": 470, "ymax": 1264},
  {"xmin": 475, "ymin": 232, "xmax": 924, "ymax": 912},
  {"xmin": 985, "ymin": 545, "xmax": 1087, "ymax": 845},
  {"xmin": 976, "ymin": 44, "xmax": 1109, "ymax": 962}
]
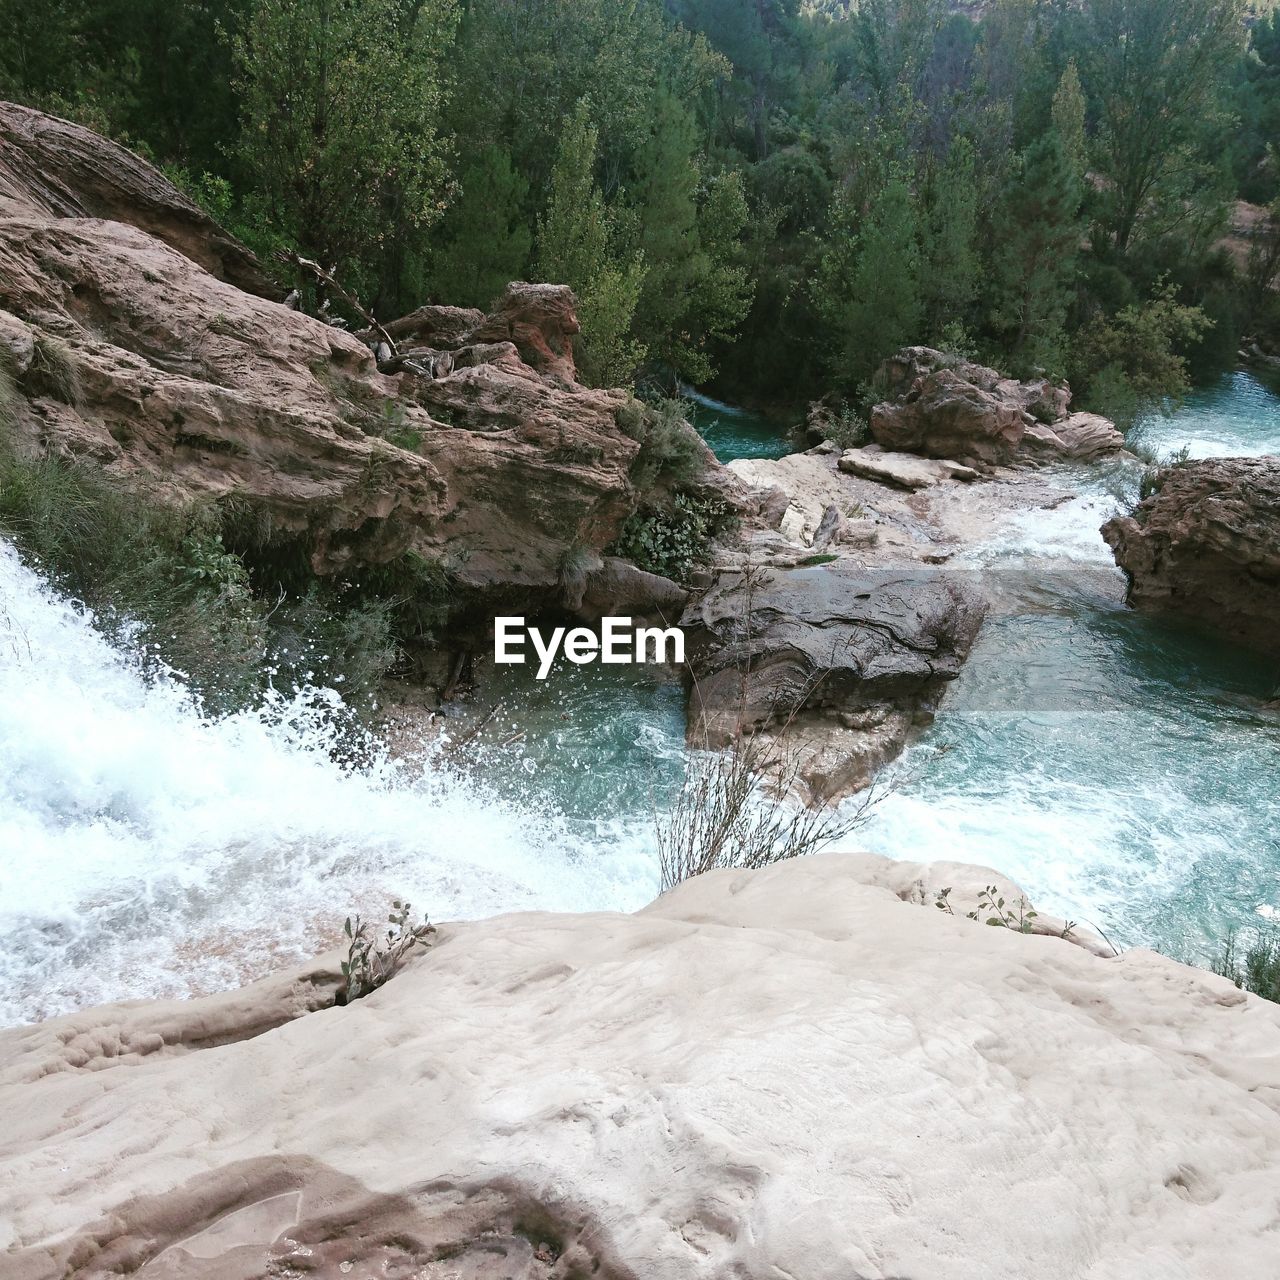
[{"xmin": 0, "ymin": 371, "xmax": 1276, "ymax": 1023}]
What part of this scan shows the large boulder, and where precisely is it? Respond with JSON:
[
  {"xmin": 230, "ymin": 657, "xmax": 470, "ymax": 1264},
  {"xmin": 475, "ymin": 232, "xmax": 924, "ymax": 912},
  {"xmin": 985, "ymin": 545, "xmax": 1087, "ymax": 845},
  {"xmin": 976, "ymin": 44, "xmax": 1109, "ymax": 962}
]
[
  {"xmin": 681, "ymin": 565, "xmax": 986, "ymax": 800},
  {"xmin": 0, "ymin": 105, "xmax": 647, "ymax": 600},
  {"xmin": 2, "ymin": 853, "xmax": 1279, "ymax": 1279},
  {"xmin": 466, "ymin": 282, "xmax": 582, "ymax": 382},
  {"xmin": 1101, "ymin": 456, "xmax": 1280, "ymax": 657},
  {"xmin": 868, "ymin": 347, "xmax": 1121, "ymax": 467}
]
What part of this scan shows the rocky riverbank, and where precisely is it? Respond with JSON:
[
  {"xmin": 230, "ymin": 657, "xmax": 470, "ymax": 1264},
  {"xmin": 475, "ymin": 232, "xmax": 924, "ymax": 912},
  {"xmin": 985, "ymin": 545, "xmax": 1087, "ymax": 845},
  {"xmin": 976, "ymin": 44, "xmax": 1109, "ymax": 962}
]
[{"xmin": 2, "ymin": 852, "xmax": 1278, "ymax": 1279}]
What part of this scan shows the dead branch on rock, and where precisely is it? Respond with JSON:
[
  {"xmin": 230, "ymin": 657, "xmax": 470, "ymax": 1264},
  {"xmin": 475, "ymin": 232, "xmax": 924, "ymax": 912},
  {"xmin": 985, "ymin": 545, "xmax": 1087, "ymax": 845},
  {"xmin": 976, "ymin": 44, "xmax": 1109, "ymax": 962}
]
[{"xmin": 275, "ymin": 249, "xmax": 398, "ymax": 356}]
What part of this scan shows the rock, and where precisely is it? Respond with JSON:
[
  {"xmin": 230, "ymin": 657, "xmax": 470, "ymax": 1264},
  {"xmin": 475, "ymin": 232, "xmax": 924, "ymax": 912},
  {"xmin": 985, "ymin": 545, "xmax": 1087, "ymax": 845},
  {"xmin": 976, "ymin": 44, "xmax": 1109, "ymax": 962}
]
[
  {"xmin": 870, "ymin": 365, "xmax": 1027, "ymax": 465},
  {"xmin": 382, "ymin": 304, "xmax": 485, "ymax": 349},
  {"xmin": 0, "ymin": 100, "xmax": 277, "ymax": 298},
  {"xmin": 0, "ymin": 107, "xmax": 658, "ymax": 606},
  {"xmin": 1101, "ymin": 456, "xmax": 1280, "ymax": 657},
  {"xmin": 868, "ymin": 347, "xmax": 1118, "ymax": 467},
  {"xmin": 681, "ymin": 564, "xmax": 986, "ymax": 797},
  {"xmin": 838, "ymin": 444, "xmax": 978, "ymax": 489},
  {"xmin": 1023, "ymin": 411, "xmax": 1126, "ymax": 460},
  {"xmin": 3, "ymin": 852, "xmax": 1278, "ymax": 1279},
  {"xmin": 465, "ymin": 282, "xmax": 581, "ymax": 383},
  {"xmin": 577, "ymin": 556, "xmax": 689, "ymax": 625},
  {"xmin": 728, "ymin": 454, "xmax": 852, "ymax": 547}
]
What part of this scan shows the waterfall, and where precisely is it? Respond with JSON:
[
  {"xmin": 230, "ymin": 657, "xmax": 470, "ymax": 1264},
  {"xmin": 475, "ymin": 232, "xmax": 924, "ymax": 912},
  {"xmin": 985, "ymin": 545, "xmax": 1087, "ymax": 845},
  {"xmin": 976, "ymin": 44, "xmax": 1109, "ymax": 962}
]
[{"xmin": 0, "ymin": 540, "xmax": 657, "ymax": 1025}]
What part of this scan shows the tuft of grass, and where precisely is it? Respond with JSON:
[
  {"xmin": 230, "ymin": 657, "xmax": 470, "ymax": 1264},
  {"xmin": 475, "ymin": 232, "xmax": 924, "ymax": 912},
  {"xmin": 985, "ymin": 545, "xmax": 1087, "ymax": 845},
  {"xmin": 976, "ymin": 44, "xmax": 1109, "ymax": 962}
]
[
  {"xmin": 1212, "ymin": 930, "xmax": 1280, "ymax": 1004},
  {"xmin": 24, "ymin": 335, "xmax": 81, "ymax": 406}
]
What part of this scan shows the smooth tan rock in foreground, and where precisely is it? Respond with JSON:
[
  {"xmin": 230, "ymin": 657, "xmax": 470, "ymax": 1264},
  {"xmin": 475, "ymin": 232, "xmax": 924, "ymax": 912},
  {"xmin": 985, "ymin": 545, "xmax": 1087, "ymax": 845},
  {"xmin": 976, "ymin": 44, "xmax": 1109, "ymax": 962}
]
[{"xmin": 2, "ymin": 853, "xmax": 1278, "ymax": 1279}]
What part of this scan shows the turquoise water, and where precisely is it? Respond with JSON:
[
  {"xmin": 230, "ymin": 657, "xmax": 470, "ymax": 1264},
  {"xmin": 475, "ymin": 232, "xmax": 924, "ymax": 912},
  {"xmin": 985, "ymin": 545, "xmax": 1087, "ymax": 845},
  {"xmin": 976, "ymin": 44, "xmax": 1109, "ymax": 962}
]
[
  {"xmin": 685, "ymin": 387, "xmax": 793, "ymax": 461},
  {"xmin": 1137, "ymin": 367, "xmax": 1280, "ymax": 460},
  {"xmin": 4, "ymin": 373, "xmax": 1277, "ymax": 1021},
  {"xmin": 859, "ymin": 371, "xmax": 1280, "ymax": 958}
]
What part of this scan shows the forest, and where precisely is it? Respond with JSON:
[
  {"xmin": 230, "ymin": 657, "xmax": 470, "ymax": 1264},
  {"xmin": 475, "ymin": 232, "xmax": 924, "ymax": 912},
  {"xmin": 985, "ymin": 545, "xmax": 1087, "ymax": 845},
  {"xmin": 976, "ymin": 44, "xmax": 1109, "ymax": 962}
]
[{"xmin": 2, "ymin": 0, "xmax": 1279, "ymax": 425}]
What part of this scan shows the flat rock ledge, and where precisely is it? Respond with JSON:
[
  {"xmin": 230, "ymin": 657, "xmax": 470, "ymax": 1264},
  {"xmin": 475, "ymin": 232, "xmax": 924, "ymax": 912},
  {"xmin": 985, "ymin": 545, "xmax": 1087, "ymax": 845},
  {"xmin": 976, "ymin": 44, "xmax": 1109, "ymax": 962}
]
[
  {"xmin": 2, "ymin": 853, "xmax": 1279, "ymax": 1279},
  {"xmin": 838, "ymin": 444, "xmax": 979, "ymax": 490}
]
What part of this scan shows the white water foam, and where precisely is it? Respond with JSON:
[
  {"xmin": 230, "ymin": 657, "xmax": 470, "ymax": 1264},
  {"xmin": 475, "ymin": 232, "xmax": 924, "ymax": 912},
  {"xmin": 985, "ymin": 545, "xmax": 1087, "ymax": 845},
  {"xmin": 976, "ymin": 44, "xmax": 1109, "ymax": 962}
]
[{"xmin": 0, "ymin": 541, "xmax": 659, "ymax": 1025}]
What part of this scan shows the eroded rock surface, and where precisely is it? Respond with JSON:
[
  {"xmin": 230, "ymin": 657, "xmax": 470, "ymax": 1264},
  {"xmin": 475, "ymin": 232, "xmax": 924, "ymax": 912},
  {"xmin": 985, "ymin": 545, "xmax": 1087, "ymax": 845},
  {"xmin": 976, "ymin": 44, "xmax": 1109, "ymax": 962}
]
[
  {"xmin": 868, "ymin": 346, "xmax": 1122, "ymax": 467},
  {"xmin": 0, "ymin": 105, "xmax": 645, "ymax": 599},
  {"xmin": 838, "ymin": 443, "xmax": 979, "ymax": 490},
  {"xmin": 1102, "ymin": 456, "xmax": 1280, "ymax": 656},
  {"xmin": 2, "ymin": 853, "xmax": 1278, "ymax": 1279},
  {"xmin": 0, "ymin": 100, "xmax": 276, "ymax": 297},
  {"xmin": 681, "ymin": 565, "xmax": 986, "ymax": 799}
]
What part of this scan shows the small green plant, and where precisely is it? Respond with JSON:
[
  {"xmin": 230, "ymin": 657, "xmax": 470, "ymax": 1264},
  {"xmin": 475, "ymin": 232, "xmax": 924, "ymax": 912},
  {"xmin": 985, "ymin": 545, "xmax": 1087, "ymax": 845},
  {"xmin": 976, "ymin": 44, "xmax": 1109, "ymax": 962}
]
[
  {"xmin": 0, "ymin": 344, "xmax": 18, "ymax": 426},
  {"xmin": 935, "ymin": 885, "xmax": 1068, "ymax": 936},
  {"xmin": 339, "ymin": 899, "xmax": 435, "ymax": 1003},
  {"xmin": 557, "ymin": 541, "xmax": 602, "ymax": 608},
  {"xmin": 1136, "ymin": 442, "xmax": 1192, "ymax": 502},
  {"xmin": 1212, "ymin": 929, "xmax": 1280, "ymax": 1004},
  {"xmin": 607, "ymin": 492, "xmax": 737, "ymax": 582},
  {"xmin": 819, "ymin": 400, "xmax": 870, "ymax": 450},
  {"xmin": 935, "ymin": 320, "xmax": 979, "ymax": 364},
  {"xmin": 379, "ymin": 400, "xmax": 422, "ymax": 452},
  {"xmin": 798, "ymin": 553, "xmax": 839, "ymax": 567}
]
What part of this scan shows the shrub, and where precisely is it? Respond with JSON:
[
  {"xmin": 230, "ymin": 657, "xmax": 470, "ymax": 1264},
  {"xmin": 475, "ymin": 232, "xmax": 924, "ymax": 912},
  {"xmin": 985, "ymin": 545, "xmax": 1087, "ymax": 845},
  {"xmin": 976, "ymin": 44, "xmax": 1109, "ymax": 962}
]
[
  {"xmin": 819, "ymin": 400, "xmax": 870, "ymax": 450},
  {"xmin": 338, "ymin": 899, "xmax": 435, "ymax": 1004},
  {"xmin": 607, "ymin": 492, "xmax": 736, "ymax": 582},
  {"xmin": 628, "ymin": 396, "xmax": 707, "ymax": 492},
  {"xmin": 0, "ymin": 443, "xmax": 402, "ymax": 716},
  {"xmin": 656, "ymin": 718, "xmax": 882, "ymax": 892}
]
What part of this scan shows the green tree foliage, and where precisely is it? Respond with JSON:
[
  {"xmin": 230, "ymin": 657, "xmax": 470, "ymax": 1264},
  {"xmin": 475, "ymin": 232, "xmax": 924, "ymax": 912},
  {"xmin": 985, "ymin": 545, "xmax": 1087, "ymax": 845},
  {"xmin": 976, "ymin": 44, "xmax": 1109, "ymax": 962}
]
[
  {"xmin": 0, "ymin": 0, "xmax": 1267, "ymax": 401},
  {"xmin": 820, "ymin": 176, "xmax": 922, "ymax": 386},
  {"xmin": 631, "ymin": 92, "xmax": 753, "ymax": 385},
  {"xmin": 989, "ymin": 130, "xmax": 1082, "ymax": 376},
  {"xmin": 920, "ymin": 137, "xmax": 981, "ymax": 342},
  {"xmin": 428, "ymin": 146, "xmax": 533, "ymax": 309},
  {"xmin": 229, "ymin": 0, "xmax": 457, "ymax": 306},
  {"xmin": 536, "ymin": 100, "xmax": 647, "ymax": 387},
  {"xmin": 1051, "ymin": 60, "xmax": 1088, "ymax": 188},
  {"xmin": 1079, "ymin": 0, "xmax": 1246, "ymax": 254},
  {"xmin": 1075, "ymin": 281, "xmax": 1213, "ymax": 428}
]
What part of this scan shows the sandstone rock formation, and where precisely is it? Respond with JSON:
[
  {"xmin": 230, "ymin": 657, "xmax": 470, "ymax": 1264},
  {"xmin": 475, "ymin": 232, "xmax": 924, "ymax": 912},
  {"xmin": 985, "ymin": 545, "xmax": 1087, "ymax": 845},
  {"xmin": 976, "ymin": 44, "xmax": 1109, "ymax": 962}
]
[
  {"xmin": 1023, "ymin": 411, "xmax": 1126, "ymax": 460},
  {"xmin": 0, "ymin": 103, "xmax": 648, "ymax": 602},
  {"xmin": 681, "ymin": 565, "xmax": 986, "ymax": 799},
  {"xmin": 1101, "ymin": 456, "xmax": 1280, "ymax": 656},
  {"xmin": 3, "ymin": 852, "xmax": 1278, "ymax": 1279},
  {"xmin": 868, "ymin": 347, "xmax": 1123, "ymax": 467},
  {"xmin": 0, "ymin": 100, "xmax": 276, "ymax": 298},
  {"xmin": 838, "ymin": 443, "xmax": 978, "ymax": 490}
]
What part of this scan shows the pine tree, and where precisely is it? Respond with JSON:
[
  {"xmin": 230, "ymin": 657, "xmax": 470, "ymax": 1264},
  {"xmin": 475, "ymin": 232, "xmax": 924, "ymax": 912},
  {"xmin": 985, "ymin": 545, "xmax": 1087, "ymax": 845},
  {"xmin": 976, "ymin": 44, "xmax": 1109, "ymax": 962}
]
[
  {"xmin": 921, "ymin": 137, "xmax": 981, "ymax": 343},
  {"xmin": 821, "ymin": 177, "xmax": 922, "ymax": 386},
  {"xmin": 537, "ymin": 100, "xmax": 647, "ymax": 387},
  {"xmin": 1051, "ymin": 61, "xmax": 1088, "ymax": 189},
  {"xmin": 429, "ymin": 146, "xmax": 532, "ymax": 309},
  {"xmin": 990, "ymin": 130, "xmax": 1082, "ymax": 375},
  {"xmin": 632, "ymin": 91, "xmax": 752, "ymax": 385}
]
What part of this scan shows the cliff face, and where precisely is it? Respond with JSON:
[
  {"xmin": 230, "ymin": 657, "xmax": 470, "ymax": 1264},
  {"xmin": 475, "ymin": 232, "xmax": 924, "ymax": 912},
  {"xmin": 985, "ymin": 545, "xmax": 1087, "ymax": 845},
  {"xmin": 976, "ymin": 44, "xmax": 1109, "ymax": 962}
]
[
  {"xmin": 1102, "ymin": 456, "xmax": 1280, "ymax": 657},
  {"xmin": 2, "ymin": 853, "xmax": 1278, "ymax": 1279},
  {"xmin": 0, "ymin": 102, "xmax": 645, "ymax": 596}
]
